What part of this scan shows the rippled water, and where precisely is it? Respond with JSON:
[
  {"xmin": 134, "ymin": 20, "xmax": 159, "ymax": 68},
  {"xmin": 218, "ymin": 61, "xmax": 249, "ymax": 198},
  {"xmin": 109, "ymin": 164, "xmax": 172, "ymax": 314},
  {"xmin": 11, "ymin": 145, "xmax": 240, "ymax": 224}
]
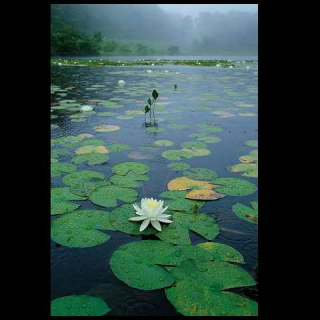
[{"xmin": 51, "ymin": 63, "xmax": 258, "ymax": 316}]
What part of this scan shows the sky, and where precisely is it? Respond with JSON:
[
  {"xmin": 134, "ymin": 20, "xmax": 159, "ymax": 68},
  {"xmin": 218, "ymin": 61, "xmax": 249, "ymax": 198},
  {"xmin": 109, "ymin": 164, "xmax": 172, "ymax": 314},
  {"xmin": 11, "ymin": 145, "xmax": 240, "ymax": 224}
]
[{"xmin": 158, "ymin": 4, "xmax": 258, "ymax": 18}]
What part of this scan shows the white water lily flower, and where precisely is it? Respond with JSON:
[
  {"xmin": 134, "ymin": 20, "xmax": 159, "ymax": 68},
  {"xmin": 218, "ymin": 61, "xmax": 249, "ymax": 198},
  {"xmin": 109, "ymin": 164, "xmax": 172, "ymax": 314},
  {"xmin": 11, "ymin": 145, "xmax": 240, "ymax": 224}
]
[
  {"xmin": 146, "ymin": 70, "xmax": 152, "ymax": 73},
  {"xmin": 80, "ymin": 105, "xmax": 93, "ymax": 112},
  {"xmin": 129, "ymin": 198, "xmax": 172, "ymax": 232},
  {"xmin": 118, "ymin": 80, "xmax": 126, "ymax": 85}
]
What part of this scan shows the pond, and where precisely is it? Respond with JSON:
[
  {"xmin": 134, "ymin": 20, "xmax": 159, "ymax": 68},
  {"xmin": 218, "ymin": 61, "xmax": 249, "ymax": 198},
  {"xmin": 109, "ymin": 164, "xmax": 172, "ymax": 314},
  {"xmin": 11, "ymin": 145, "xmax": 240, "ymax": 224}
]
[{"xmin": 51, "ymin": 62, "xmax": 258, "ymax": 316}]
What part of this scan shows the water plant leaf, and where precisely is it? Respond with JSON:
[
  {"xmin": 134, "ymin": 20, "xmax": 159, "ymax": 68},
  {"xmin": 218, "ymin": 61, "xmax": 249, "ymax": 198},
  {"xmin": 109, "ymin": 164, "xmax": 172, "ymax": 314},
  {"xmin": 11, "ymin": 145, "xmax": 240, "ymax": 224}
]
[
  {"xmin": 51, "ymin": 187, "xmax": 86, "ymax": 202},
  {"xmin": 63, "ymin": 170, "xmax": 105, "ymax": 187},
  {"xmin": 181, "ymin": 141, "xmax": 207, "ymax": 149},
  {"xmin": 245, "ymin": 140, "xmax": 258, "ymax": 147},
  {"xmin": 167, "ymin": 177, "xmax": 219, "ymax": 191},
  {"xmin": 72, "ymin": 153, "xmax": 110, "ymax": 165},
  {"xmin": 185, "ymin": 189, "xmax": 225, "ymax": 200},
  {"xmin": 89, "ymin": 185, "xmax": 138, "ymax": 208},
  {"xmin": 111, "ymin": 161, "xmax": 149, "ymax": 176},
  {"xmin": 229, "ymin": 163, "xmax": 258, "ymax": 178},
  {"xmin": 77, "ymin": 139, "xmax": 106, "ymax": 147},
  {"xmin": 51, "ymin": 210, "xmax": 116, "ymax": 248},
  {"xmin": 165, "ymin": 280, "xmax": 257, "ymax": 316},
  {"xmin": 75, "ymin": 145, "xmax": 109, "ymax": 155},
  {"xmin": 69, "ymin": 180, "xmax": 110, "ymax": 197},
  {"xmin": 181, "ymin": 148, "xmax": 211, "ymax": 157},
  {"xmin": 105, "ymin": 144, "xmax": 131, "ymax": 152},
  {"xmin": 168, "ymin": 124, "xmax": 188, "ymax": 129},
  {"xmin": 160, "ymin": 191, "xmax": 205, "ymax": 212},
  {"xmin": 145, "ymin": 127, "xmax": 164, "ymax": 133},
  {"xmin": 51, "ymin": 148, "xmax": 71, "ymax": 159},
  {"xmin": 51, "ymin": 201, "xmax": 80, "ymax": 216},
  {"xmin": 168, "ymin": 163, "xmax": 190, "ymax": 171},
  {"xmin": 232, "ymin": 202, "xmax": 258, "ymax": 224},
  {"xmin": 156, "ymin": 212, "xmax": 219, "ymax": 245},
  {"xmin": 154, "ymin": 140, "xmax": 174, "ymax": 147},
  {"xmin": 152, "ymin": 89, "xmax": 159, "ymax": 100},
  {"xmin": 51, "ymin": 162, "xmax": 77, "ymax": 178},
  {"xmin": 197, "ymin": 123, "xmax": 222, "ymax": 133},
  {"xmin": 51, "ymin": 295, "xmax": 111, "ymax": 316},
  {"xmin": 162, "ymin": 149, "xmax": 193, "ymax": 161},
  {"xmin": 97, "ymin": 111, "xmax": 119, "ymax": 117},
  {"xmin": 196, "ymin": 242, "xmax": 244, "ymax": 263},
  {"xmin": 109, "ymin": 171, "xmax": 149, "ymax": 188},
  {"xmin": 94, "ymin": 125, "xmax": 120, "ymax": 132},
  {"xmin": 212, "ymin": 177, "xmax": 257, "ymax": 196},
  {"xmin": 183, "ymin": 168, "xmax": 218, "ymax": 181}
]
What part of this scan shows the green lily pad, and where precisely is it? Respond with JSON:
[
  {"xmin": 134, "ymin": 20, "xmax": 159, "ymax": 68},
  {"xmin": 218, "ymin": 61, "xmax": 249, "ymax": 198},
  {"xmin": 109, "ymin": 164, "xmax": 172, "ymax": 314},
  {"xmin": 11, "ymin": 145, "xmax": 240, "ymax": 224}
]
[
  {"xmin": 109, "ymin": 204, "xmax": 158, "ymax": 235},
  {"xmin": 168, "ymin": 124, "xmax": 188, "ymax": 129},
  {"xmin": 63, "ymin": 170, "xmax": 105, "ymax": 187},
  {"xmin": 51, "ymin": 187, "xmax": 86, "ymax": 202},
  {"xmin": 165, "ymin": 280, "xmax": 257, "ymax": 316},
  {"xmin": 71, "ymin": 118, "xmax": 86, "ymax": 123},
  {"xmin": 245, "ymin": 140, "xmax": 258, "ymax": 147},
  {"xmin": 105, "ymin": 144, "xmax": 131, "ymax": 152},
  {"xmin": 110, "ymin": 172, "xmax": 149, "ymax": 188},
  {"xmin": 160, "ymin": 190, "xmax": 205, "ymax": 213},
  {"xmin": 94, "ymin": 125, "xmax": 120, "ymax": 132},
  {"xmin": 51, "ymin": 209, "xmax": 116, "ymax": 248},
  {"xmin": 181, "ymin": 148, "xmax": 211, "ymax": 157},
  {"xmin": 196, "ymin": 242, "xmax": 245, "ymax": 263},
  {"xmin": 51, "ymin": 149, "xmax": 71, "ymax": 159},
  {"xmin": 77, "ymin": 139, "xmax": 106, "ymax": 147},
  {"xmin": 51, "ymin": 201, "xmax": 80, "ymax": 216},
  {"xmin": 183, "ymin": 168, "xmax": 218, "ymax": 181},
  {"xmin": 89, "ymin": 185, "xmax": 138, "ymax": 208},
  {"xmin": 197, "ymin": 123, "xmax": 223, "ymax": 133},
  {"xmin": 154, "ymin": 140, "xmax": 174, "ymax": 147},
  {"xmin": 145, "ymin": 127, "xmax": 164, "ymax": 133},
  {"xmin": 51, "ymin": 295, "xmax": 111, "ymax": 316},
  {"xmin": 232, "ymin": 201, "xmax": 258, "ymax": 224},
  {"xmin": 111, "ymin": 162, "xmax": 149, "ymax": 176},
  {"xmin": 162, "ymin": 149, "xmax": 193, "ymax": 161},
  {"xmin": 168, "ymin": 163, "xmax": 190, "ymax": 171},
  {"xmin": 212, "ymin": 178, "xmax": 257, "ymax": 196},
  {"xmin": 229, "ymin": 163, "xmax": 258, "ymax": 178},
  {"xmin": 72, "ymin": 153, "xmax": 110, "ymax": 166},
  {"xmin": 156, "ymin": 212, "xmax": 219, "ymax": 245},
  {"xmin": 69, "ymin": 180, "xmax": 110, "ymax": 197},
  {"xmin": 198, "ymin": 136, "xmax": 221, "ymax": 144},
  {"xmin": 97, "ymin": 111, "xmax": 119, "ymax": 117},
  {"xmin": 51, "ymin": 162, "xmax": 77, "ymax": 178},
  {"xmin": 181, "ymin": 141, "xmax": 207, "ymax": 149}
]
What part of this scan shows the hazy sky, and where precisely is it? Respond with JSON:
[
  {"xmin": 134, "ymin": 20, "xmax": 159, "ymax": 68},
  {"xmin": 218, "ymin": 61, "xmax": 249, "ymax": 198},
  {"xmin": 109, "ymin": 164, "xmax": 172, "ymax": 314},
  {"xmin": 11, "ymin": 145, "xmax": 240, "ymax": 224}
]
[{"xmin": 158, "ymin": 4, "xmax": 258, "ymax": 17}]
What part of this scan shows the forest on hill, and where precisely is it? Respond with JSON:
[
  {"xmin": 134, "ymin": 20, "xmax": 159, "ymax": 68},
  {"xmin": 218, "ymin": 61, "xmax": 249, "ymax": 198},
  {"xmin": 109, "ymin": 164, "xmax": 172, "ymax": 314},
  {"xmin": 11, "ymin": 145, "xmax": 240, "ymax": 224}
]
[{"xmin": 51, "ymin": 4, "xmax": 258, "ymax": 56}]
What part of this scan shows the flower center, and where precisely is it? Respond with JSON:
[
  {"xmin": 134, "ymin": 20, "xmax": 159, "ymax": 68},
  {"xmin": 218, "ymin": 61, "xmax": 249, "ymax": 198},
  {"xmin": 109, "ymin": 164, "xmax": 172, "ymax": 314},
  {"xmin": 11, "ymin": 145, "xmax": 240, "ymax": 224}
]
[{"xmin": 148, "ymin": 201, "xmax": 157, "ymax": 209}]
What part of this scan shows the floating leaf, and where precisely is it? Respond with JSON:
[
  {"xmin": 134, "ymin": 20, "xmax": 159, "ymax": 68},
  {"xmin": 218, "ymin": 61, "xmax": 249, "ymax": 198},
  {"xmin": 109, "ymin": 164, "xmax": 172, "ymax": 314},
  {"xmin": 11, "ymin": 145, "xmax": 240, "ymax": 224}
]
[
  {"xmin": 111, "ymin": 161, "xmax": 149, "ymax": 176},
  {"xmin": 239, "ymin": 112, "xmax": 256, "ymax": 117},
  {"xmin": 212, "ymin": 178, "xmax": 257, "ymax": 196},
  {"xmin": 72, "ymin": 153, "xmax": 110, "ymax": 165},
  {"xmin": 145, "ymin": 127, "xmax": 164, "ymax": 133},
  {"xmin": 183, "ymin": 168, "xmax": 218, "ymax": 181},
  {"xmin": 160, "ymin": 191, "xmax": 205, "ymax": 212},
  {"xmin": 105, "ymin": 144, "xmax": 131, "ymax": 152},
  {"xmin": 51, "ymin": 187, "xmax": 86, "ymax": 202},
  {"xmin": 168, "ymin": 162, "xmax": 190, "ymax": 171},
  {"xmin": 181, "ymin": 141, "xmax": 207, "ymax": 149},
  {"xmin": 154, "ymin": 140, "xmax": 174, "ymax": 147},
  {"xmin": 165, "ymin": 280, "xmax": 257, "ymax": 316},
  {"xmin": 245, "ymin": 140, "xmax": 258, "ymax": 147},
  {"xmin": 51, "ymin": 148, "xmax": 71, "ymax": 159},
  {"xmin": 229, "ymin": 163, "xmax": 258, "ymax": 178},
  {"xmin": 156, "ymin": 212, "xmax": 219, "ymax": 245},
  {"xmin": 51, "ymin": 210, "xmax": 116, "ymax": 247},
  {"xmin": 168, "ymin": 124, "xmax": 188, "ymax": 129},
  {"xmin": 69, "ymin": 180, "xmax": 110, "ymax": 197},
  {"xmin": 94, "ymin": 125, "xmax": 120, "ymax": 132},
  {"xmin": 162, "ymin": 149, "xmax": 193, "ymax": 161},
  {"xmin": 181, "ymin": 148, "xmax": 211, "ymax": 157},
  {"xmin": 51, "ymin": 162, "xmax": 77, "ymax": 178},
  {"xmin": 77, "ymin": 139, "xmax": 106, "ymax": 147},
  {"xmin": 110, "ymin": 172, "xmax": 149, "ymax": 188},
  {"xmin": 232, "ymin": 201, "xmax": 258, "ymax": 224},
  {"xmin": 185, "ymin": 189, "xmax": 225, "ymax": 201},
  {"xmin": 51, "ymin": 201, "xmax": 80, "ymax": 216},
  {"xmin": 97, "ymin": 111, "xmax": 119, "ymax": 117},
  {"xmin": 75, "ymin": 145, "xmax": 109, "ymax": 155},
  {"xmin": 197, "ymin": 123, "xmax": 222, "ymax": 133},
  {"xmin": 168, "ymin": 177, "xmax": 218, "ymax": 191},
  {"xmin": 89, "ymin": 185, "xmax": 138, "ymax": 208},
  {"xmin": 51, "ymin": 295, "xmax": 111, "ymax": 316},
  {"xmin": 63, "ymin": 170, "xmax": 105, "ymax": 187},
  {"xmin": 196, "ymin": 242, "xmax": 244, "ymax": 263}
]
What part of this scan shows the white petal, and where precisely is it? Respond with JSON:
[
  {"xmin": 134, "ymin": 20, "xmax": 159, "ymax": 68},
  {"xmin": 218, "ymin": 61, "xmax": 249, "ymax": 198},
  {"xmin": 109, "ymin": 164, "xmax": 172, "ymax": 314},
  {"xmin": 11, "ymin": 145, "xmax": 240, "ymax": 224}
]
[
  {"xmin": 151, "ymin": 219, "xmax": 162, "ymax": 231},
  {"xmin": 156, "ymin": 214, "xmax": 172, "ymax": 219},
  {"xmin": 133, "ymin": 204, "xmax": 144, "ymax": 215},
  {"xmin": 139, "ymin": 218, "xmax": 150, "ymax": 231},
  {"xmin": 159, "ymin": 206, "xmax": 169, "ymax": 214},
  {"xmin": 157, "ymin": 218, "xmax": 173, "ymax": 224},
  {"xmin": 129, "ymin": 216, "xmax": 147, "ymax": 221}
]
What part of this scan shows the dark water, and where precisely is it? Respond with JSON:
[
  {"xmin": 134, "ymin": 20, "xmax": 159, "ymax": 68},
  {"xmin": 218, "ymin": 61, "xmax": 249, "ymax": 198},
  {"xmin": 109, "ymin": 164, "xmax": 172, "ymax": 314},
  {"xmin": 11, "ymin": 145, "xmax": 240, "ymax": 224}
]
[{"xmin": 51, "ymin": 64, "xmax": 258, "ymax": 316}]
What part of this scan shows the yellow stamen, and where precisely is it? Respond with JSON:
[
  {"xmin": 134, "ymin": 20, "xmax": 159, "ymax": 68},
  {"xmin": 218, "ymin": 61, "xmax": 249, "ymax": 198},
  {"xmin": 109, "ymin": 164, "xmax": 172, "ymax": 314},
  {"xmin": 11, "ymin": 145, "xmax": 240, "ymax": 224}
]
[{"xmin": 148, "ymin": 201, "xmax": 157, "ymax": 209}]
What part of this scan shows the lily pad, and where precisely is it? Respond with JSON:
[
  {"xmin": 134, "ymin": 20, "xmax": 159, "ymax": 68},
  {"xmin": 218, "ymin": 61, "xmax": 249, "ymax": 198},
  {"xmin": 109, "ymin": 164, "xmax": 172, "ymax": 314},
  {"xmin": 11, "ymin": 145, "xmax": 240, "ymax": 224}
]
[
  {"xmin": 197, "ymin": 123, "xmax": 222, "ymax": 133},
  {"xmin": 51, "ymin": 162, "xmax": 77, "ymax": 178},
  {"xmin": 185, "ymin": 189, "xmax": 225, "ymax": 201},
  {"xmin": 196, "ymin": 242, "xmax": 245, "ymax": 263},
  {"xmin": 168, "ymin": 124, "xmax": 188, "ymax": 129},
  {"xmin": 94, "ymin": 125, "xmax": 120, "ymax": 132},
  {"xmin": 51, "ymin": 210, "xmax": 116, "ymax": 248},
  {"xmin": 97, "ymin": 111, "xmax": 119, "ymax": 117},
  {"xmin": 51, "ymin": 187, "xmax": 86, "ymax": 202},
  {"xmin": 181, "ymin": 148, "xmax": 211, "ymax": 157},
  {"xmin": 232, "ymin": 201, "xmax": 258, "ymax": 224},
  {"xmin": 63, "ymin": 170, "xmax": 105, "ymax": 187},
  {"xmin": 154, "ymin": 140, "xmax": 174, "ymax": 147},
  {"xmin": 69, "ymin": 180, "xmax": 110, "ymax": 197},
  {"xmin": 77, "ymin": 139, "xmax": 106, "ymax": 147},
  {"xmin": 72, "ymin": 153, "xmax": 110, "ymax": 165},
  {"xmin": 181, "ymin": 141, "xmax": 207, "ymax": 149},
  {"xmin": 51, "ymin": 201, "xmax": 80, "ymax": 216},
  {"xmin": 183, "ymin": 168, "xmax": 218, "ymax": 181},
  {"xmin": 111, "ymin": 162, "xmax": 149, "ymax": 176},
  {"xmin": 89, "ymin": 185, "xmax": 138, "ymax": 208},
  {"xmin": 156, "ymin": 212, "xmax": 219, "ymax": 245},
  {"xmin": 75, "ymin": 145, "xmax": 109, "ymax": 155},
  {"xmin": 229, "ymin": 163, "xmax": 258, "ymax": 178},
  {"xmin": 105, "ymin": 144, "xmax": 131, "ymax": 152},
  {"xmin": 165, "ymin": 280, "xmax": 257, "ymax": 316},
  {"xmin": 51, "ymin": 148, "xmax": 71, "ymax": 159},
  {"xmin": 51, "ymin": 295, "xmax": 111, "ymax": 316},
  {"xmin": 162, "ymin": 149, "xmax": 193, "ymax": 161},
  {"xmin": 145, "ymin": 127, "xmax": 164, "ymax": 133},
  {"xmin": 245, "ymin": 140, "xmax": 258, "ymax": 147},
  {"xmin": 212, "ymin": 178, "xmax": 257, "ymax": 196},
  {"xmin": 168, "ymin": 176, "xmax": 218, "ymax": 191},
  {"xmin": 168, "ymin": 163, "xmax": 190, "ymax": 171},
  {"xmin": 110, "ymin": 172, "xmax": 149, "ymax": 188}
]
